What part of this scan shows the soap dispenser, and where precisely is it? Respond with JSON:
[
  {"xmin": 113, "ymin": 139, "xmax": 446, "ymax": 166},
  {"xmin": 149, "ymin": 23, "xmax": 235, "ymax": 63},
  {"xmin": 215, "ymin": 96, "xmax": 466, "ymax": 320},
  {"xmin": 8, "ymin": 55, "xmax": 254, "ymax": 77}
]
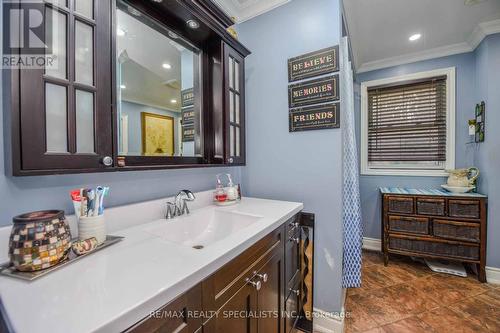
[
  {"xmin": 214, "ymin": 174, "xmax": 227, "ymax": 202},
  {"xmin": 226, "ymin": 174, "xmax": 238, "ymax": 201}
]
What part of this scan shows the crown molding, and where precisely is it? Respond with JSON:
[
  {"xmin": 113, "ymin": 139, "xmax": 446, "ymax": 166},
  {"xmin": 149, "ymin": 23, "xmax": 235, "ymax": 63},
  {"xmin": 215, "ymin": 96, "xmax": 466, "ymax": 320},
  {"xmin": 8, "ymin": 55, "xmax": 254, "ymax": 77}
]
[
  {"xmin": 356, "ymin": 19, "xmax": 500, "ymax": 74},
  {"xmin": 357, "ymin": 42, "xmax": 472, "ymax": 73},
  {"xmin": 214, "ymin": 0, "xmax": 290, "ymax": 24}
]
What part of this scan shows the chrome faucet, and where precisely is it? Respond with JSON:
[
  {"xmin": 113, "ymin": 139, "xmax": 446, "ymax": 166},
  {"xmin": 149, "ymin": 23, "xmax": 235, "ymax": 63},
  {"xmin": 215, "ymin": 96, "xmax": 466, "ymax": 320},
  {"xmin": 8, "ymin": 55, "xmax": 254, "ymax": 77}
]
[{"xmin": 166, "ymin": 190, "xmax": 196, "ymax": 219}]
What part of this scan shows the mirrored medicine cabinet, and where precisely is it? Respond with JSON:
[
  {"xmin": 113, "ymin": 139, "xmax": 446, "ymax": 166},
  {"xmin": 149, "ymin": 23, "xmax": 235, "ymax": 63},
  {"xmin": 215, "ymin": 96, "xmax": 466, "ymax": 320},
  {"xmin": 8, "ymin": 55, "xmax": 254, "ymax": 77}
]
[{"xmin": 9, "ymin": 0, "xmax": 250, "ymax": 176}]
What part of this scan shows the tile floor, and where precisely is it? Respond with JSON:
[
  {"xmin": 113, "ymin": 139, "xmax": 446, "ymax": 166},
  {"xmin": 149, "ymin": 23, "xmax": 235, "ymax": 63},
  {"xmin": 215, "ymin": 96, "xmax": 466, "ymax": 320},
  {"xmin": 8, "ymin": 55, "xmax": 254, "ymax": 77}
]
[{"xmin": 344, "ymin": 251, "xmax": 500, "ymax": 333}]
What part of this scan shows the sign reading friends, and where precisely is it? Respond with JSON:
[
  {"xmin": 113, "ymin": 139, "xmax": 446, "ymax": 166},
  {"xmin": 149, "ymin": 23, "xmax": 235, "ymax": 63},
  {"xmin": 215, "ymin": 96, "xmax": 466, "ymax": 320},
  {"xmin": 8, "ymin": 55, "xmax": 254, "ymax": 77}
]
[
  {"xmin": 288, "ymin": 75, "xmax": 339, "ymax": 108},
  {"xmin": 289, "ymin": 103, "xmax": 340, "ymax": 132},
  {"xmin": 288, "ymin": 46, "xmax": 339, "ymax": 82}
]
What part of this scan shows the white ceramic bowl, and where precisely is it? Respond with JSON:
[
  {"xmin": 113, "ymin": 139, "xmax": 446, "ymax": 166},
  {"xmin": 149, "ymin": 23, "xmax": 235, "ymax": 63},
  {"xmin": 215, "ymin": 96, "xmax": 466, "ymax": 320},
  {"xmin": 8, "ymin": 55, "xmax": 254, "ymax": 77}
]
[{"xmin": 441, "ymin": 184, "xmax": 475, "ymax": 193}]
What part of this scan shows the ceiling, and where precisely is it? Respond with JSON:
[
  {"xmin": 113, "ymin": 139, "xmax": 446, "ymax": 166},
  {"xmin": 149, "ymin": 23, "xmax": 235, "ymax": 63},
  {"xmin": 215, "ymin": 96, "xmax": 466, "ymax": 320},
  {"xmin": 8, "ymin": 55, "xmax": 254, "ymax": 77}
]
[
  {"xmin": 343, "ymin": 0, "xmax": 500, "ymax": 73},
  {"xmin": 116, "ymin": 8, "xmax": 188, "ymax": 111},
  {"xmin": 212, "ymin": 0, "xmax": 290, "ymax": 23}
]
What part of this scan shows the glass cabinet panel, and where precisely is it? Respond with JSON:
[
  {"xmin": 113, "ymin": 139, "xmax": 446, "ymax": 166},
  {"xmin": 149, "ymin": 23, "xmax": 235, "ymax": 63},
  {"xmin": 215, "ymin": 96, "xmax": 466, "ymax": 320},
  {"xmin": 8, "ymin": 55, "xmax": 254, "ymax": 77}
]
[
  {"xmin": 45, "ymin": 83, "xmax": 68, "ymax": 153},
  {"xmin": 75, "ymin": 21, "xmax": 94, "ymax": 86},
  {"xmin": 75, "ymin": 0, "xmax": 93, "ymax": 19},
  {"xmin": 45, "ymin": 8, "xmax": 67, "ymax": 79},
  {"xmin": 75, "ymin": 90, "xmax": 95, "ymax": 153}
]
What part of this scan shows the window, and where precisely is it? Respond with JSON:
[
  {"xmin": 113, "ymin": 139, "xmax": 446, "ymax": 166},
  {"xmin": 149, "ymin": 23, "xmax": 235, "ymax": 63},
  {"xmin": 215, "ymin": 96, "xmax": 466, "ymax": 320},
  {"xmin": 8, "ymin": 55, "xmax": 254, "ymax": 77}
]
[{"xmin": 361, "ymin": 68, "xmax": 455, "ymax": 176}]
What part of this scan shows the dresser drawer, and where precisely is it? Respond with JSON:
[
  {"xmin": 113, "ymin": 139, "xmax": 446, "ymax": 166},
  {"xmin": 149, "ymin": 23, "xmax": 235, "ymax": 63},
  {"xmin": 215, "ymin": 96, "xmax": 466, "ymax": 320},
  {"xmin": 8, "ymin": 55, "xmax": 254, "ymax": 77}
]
[
  {"xmin": 388, "ymin": 235, "xmax": 480, "ymax": 261},
  {"xmin": 416, "ymin": 198, "xmax": 445, "ymax": 216},
  {"xmin": 433, "ymin": 219, "xmax": 480, "ymax": 243},
  {"xmin": 449, "ymin": 200, "xmax": 480, "ymax": 219},
  {"xmin": 388, "ymin": 215, "xmax": 429, "ymax": 235},
  {"xmin": 387, "ymin": 196, "xmax": 414, "ymax": 214}
]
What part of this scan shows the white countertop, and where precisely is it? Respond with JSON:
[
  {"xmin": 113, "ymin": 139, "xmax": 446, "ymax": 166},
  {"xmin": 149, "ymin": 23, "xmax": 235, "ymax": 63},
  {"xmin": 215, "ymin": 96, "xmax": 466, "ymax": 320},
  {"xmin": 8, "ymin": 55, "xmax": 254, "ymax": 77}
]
[{"xmin": 0, "ymin": 196, "xmax": 303, "ymax": 333}]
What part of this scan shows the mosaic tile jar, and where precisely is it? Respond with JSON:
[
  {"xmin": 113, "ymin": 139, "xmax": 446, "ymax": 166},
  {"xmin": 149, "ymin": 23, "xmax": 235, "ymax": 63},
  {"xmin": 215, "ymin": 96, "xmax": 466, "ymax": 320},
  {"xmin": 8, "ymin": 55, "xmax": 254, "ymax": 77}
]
[{"xmin": 9, "ymin": 210, "xmax": 72, "ymax": 272}]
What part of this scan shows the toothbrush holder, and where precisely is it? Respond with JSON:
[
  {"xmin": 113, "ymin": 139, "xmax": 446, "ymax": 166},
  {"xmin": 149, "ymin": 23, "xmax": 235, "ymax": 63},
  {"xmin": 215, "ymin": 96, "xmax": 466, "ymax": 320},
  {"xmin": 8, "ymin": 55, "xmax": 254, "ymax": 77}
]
[{"xmin": 78, "ymin": 215, "xmax": 106, "ymax": 245}]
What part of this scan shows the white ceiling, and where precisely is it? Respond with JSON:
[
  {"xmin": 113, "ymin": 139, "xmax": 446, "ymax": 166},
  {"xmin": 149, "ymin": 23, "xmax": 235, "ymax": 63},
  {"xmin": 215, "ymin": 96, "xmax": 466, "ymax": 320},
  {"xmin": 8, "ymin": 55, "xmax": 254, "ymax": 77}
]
[
  {"xmin": 343, "ymin": 0, "xmax": 500, "ymax": 73},
  {"xmin": 116, "ymin": 9, "xmax": 188, "ymax": 111},
  {"xmin": 213, "ymin": 0, "xmax": 290, "ymax": 23}
]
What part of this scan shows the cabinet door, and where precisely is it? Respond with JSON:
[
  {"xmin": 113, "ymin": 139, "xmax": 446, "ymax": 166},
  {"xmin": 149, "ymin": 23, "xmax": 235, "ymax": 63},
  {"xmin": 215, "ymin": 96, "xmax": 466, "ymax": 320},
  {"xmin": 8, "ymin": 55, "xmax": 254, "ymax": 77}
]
[
  {"xmin": 203, "ymin": 283, "xmax": 257, "ymax": 333},
  {"xmin": 223, "ymin": 43, "xmax": 245, "ymax": 165},
  {"xmin": 16, "ymin": 0, "xmax": 112, "ymax": 173},
  {"xmin": 257, "ymin": 252, "xmax": 284, "ymax": 333}
]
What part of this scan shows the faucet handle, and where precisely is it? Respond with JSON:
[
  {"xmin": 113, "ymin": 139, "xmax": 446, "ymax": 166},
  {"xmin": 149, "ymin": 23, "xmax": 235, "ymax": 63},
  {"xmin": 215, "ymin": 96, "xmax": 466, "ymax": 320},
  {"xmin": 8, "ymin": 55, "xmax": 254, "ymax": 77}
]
[{"xmin": 177, "ymin": 190, "xmax": 195, "ymax": 201}]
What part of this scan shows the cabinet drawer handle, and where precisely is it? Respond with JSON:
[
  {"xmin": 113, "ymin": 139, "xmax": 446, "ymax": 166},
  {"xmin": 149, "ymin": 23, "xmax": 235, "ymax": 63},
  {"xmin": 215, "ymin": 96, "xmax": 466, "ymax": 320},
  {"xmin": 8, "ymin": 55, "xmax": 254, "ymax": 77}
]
[
  {"xmin": 289, "ymin": 288, "xmax": 300, "ymax": 296},
  {"xmin": 246, "ymin": 278, "xmax": 262, "ymax": 291},
  {"xmin": 253, "ymin": 271, "xmax": 268, "ymax": 283},
  {"xmin": 289, "ymin": 237, "xmax": 300, "ymax": 244}
]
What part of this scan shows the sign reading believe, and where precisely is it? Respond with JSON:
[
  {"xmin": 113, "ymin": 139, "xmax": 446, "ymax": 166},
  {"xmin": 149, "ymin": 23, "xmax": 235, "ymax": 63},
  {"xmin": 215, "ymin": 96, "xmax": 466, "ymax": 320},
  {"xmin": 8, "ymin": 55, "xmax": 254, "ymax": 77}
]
[{"xmin": 288, "ymin": 46, "xmax": 339, "ymax": 82}]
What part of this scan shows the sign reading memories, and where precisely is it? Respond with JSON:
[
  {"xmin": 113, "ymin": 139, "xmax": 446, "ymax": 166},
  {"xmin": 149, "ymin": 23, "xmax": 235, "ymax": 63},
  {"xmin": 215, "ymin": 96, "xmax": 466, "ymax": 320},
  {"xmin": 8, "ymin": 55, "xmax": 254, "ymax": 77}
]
[
  {"xmin": 289, "ymin": 103, "xmax": 340, "ymax": 132},
  {"xmin": 182, "ymin": 107, "xmax": 195, "ymax": 125},
  {"xmin": 288, "ymin": 46, "xmax": 339, "ymax": 82},
  {"xmin": 181, "ymin": 88, "xmax": 194, "ymax": 107},
  {"xmin": 288, "ymin": 75, "xmax": 339, "ymax": 108}
]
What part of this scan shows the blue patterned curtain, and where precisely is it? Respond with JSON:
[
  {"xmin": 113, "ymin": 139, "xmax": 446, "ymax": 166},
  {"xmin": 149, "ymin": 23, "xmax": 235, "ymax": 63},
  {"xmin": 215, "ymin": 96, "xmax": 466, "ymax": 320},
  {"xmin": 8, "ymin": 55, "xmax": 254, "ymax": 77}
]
[{"xmin": 341, "ymin": 37, "xmax": 363, "ymax": 288}]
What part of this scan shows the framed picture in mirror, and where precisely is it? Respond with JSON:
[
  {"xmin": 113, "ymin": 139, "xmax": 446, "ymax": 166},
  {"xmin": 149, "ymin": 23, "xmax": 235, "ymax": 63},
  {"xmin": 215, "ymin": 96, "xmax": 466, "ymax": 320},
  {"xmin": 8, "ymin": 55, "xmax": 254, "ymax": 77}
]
[{"xmin": 141, "ymin": 113, "xmax": 175, "ymax": 156}]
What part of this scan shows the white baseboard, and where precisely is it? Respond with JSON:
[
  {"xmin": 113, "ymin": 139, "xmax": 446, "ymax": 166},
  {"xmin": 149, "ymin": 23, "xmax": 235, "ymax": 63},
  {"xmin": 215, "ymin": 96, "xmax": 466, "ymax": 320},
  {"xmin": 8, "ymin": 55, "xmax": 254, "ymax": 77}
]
[
  {"xmin": 362, "ymin": 237, "xmax": 381, "ymax": 251},
  {"xmin": 361, "ymin": 237, "xmax": 500, "ymax": 285},
  {"xmin": 312, "ymin": 289, "xmax": 347, "ymax": 333},
  {"xmin": 486, "ymin": 266, "xmax": 500, "ymax": 285}
]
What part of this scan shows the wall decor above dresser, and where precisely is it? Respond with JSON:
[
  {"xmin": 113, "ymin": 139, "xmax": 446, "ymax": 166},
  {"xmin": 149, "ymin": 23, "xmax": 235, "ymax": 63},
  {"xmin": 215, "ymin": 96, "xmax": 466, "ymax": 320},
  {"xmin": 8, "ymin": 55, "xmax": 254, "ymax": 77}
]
[{"xmin": 286, "ymin": 45, "xmax": 341, "ymax": 133}]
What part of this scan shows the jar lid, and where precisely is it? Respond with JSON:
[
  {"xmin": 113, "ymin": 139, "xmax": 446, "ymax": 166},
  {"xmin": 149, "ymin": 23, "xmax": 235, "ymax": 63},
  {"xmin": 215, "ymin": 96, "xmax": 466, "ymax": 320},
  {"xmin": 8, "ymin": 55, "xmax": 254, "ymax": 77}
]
[{"xmin": 13, "ymin": 210, "xmax": 64, "ymax": 224}]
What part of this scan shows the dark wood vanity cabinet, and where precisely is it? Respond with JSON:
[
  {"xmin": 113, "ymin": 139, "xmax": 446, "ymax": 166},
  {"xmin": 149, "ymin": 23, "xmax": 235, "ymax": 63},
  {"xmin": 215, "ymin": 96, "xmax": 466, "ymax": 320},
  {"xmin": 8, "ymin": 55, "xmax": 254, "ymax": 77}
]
[
  {"xmin": 125, "ymin": 213, "xmax": 307, "ymax": 333},
  {"xmin": 12, "ymin": 0, "xmax": 113, "ymax": 173},
  {"xmin": 10, "ymin": 0, "xmax": 249, "ymax": 175}
]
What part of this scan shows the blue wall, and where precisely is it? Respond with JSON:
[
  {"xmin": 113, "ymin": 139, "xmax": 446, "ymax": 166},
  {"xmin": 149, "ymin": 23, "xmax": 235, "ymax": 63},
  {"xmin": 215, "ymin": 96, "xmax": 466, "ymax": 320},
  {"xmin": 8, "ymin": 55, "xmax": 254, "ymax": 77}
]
[
  {"xmin": 474, "ymin": 34, "xmax": 500, "ymax": 268},
  {"xmin": 355, "ymin": 35, "xmax": 500, "ymax": 268},
  {"xmin": 237, "ymin": 0, "xmax": 344, "ymax": 312},
  {"xmin": 355, "ymin": 53, "xmax": 476, "ymax": 239}
]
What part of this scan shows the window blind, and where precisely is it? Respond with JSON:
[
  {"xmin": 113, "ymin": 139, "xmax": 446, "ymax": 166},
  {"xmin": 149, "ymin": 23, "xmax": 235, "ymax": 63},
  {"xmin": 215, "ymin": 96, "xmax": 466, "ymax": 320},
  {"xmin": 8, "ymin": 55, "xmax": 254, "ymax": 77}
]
[{"xmin": 367, "ymin": 76, "xmax": 447, "ymax": 163}]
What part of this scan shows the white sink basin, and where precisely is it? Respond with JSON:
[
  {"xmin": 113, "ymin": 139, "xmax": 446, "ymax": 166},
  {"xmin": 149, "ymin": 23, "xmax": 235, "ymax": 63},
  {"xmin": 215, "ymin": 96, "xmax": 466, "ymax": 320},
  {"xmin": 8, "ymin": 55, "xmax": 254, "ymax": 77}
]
[{"xmin": 143, "ymin": 207, "xmax": 263, "ymax": 248}]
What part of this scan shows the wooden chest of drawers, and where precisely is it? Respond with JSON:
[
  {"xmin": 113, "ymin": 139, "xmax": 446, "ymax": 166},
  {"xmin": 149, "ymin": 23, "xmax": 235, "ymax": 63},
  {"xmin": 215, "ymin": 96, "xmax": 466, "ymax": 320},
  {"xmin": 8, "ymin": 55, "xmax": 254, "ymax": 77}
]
[{"xmin": 381, "ymin": 189, "xmax": 488, "ymax": 282}]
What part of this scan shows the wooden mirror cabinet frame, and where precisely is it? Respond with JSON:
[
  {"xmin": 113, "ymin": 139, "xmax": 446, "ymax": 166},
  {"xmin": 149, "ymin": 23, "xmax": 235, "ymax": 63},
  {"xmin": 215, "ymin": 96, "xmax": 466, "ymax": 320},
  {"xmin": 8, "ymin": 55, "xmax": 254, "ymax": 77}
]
[{"xmin": 9, "ymin": 0, "xmax": 250, "ymax": 176}]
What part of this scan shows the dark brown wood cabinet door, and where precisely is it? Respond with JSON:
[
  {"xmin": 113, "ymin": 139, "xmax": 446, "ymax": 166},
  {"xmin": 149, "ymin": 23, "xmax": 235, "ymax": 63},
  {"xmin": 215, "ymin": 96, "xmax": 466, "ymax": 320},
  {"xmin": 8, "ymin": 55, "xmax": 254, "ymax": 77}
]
[
  {"xmin": 223, "ymin": 43, "xmax": 246, "ymax": 165},
  {"xmin": 203, "ymin": 284, "xmax": 257, "ymax": 333},
  {"xmin": 17, "ymin": 0, "xmax": 112, "ymax": 172},
  {"xmin": 257, "ymin": 252, "xmax": 284, "ymax": 333}
]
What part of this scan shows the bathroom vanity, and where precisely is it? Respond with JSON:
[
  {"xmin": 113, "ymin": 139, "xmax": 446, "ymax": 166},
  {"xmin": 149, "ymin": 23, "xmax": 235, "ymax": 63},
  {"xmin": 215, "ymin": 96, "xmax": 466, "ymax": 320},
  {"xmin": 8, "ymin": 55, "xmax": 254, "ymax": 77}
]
[{"xmin": 0, "ymin": 193, "xmax": 306, "ymax": 333}]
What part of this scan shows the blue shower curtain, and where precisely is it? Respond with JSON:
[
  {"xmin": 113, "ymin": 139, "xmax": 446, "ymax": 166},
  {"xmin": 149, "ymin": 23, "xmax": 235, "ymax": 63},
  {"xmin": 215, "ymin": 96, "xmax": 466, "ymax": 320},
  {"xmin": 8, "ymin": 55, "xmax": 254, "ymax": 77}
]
[{"xmin": 341, "ymin": 37, "xmax": 363, "ymax": 288}]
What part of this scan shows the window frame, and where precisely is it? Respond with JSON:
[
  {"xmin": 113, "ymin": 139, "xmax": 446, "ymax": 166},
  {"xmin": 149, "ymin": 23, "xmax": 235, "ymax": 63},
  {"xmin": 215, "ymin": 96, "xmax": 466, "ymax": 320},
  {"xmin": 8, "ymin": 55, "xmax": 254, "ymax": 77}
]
[{"xmin": 360, "ymin": 67, "xmax": 456, "ymax": 177}]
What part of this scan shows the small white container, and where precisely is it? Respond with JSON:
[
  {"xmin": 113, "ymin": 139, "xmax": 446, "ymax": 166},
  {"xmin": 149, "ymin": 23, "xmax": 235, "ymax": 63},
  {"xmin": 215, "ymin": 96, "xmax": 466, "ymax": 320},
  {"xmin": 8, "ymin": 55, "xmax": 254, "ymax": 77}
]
[{"xmin": 78, "ymin": 215, "xmax": 106, "ymax": 245}]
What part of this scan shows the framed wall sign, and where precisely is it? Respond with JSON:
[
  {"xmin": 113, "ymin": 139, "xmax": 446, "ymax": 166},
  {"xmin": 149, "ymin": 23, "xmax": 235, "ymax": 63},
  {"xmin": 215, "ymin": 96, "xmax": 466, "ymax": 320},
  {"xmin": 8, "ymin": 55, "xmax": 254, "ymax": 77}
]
[
  {"xmin": 288, "ymin": 75, "xmax": 339, "ymax": 108},
  {"xmin": 182, "ymin": 125, "xmax": 195, "ymax": 142},
  {"xmin": 288, "ymin": 46, "xmax": 339, "ymax": 82},
  {"xmin": 181, "ymin": 88, "xmax": 194, "ymax": 107},
  {"xmin": 289, "ymin": 103, "xmax": 340, "ymax": 132},
  {"xmin": 182, "ymin": 106, "xmax": 195, "ymax": 125}
]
